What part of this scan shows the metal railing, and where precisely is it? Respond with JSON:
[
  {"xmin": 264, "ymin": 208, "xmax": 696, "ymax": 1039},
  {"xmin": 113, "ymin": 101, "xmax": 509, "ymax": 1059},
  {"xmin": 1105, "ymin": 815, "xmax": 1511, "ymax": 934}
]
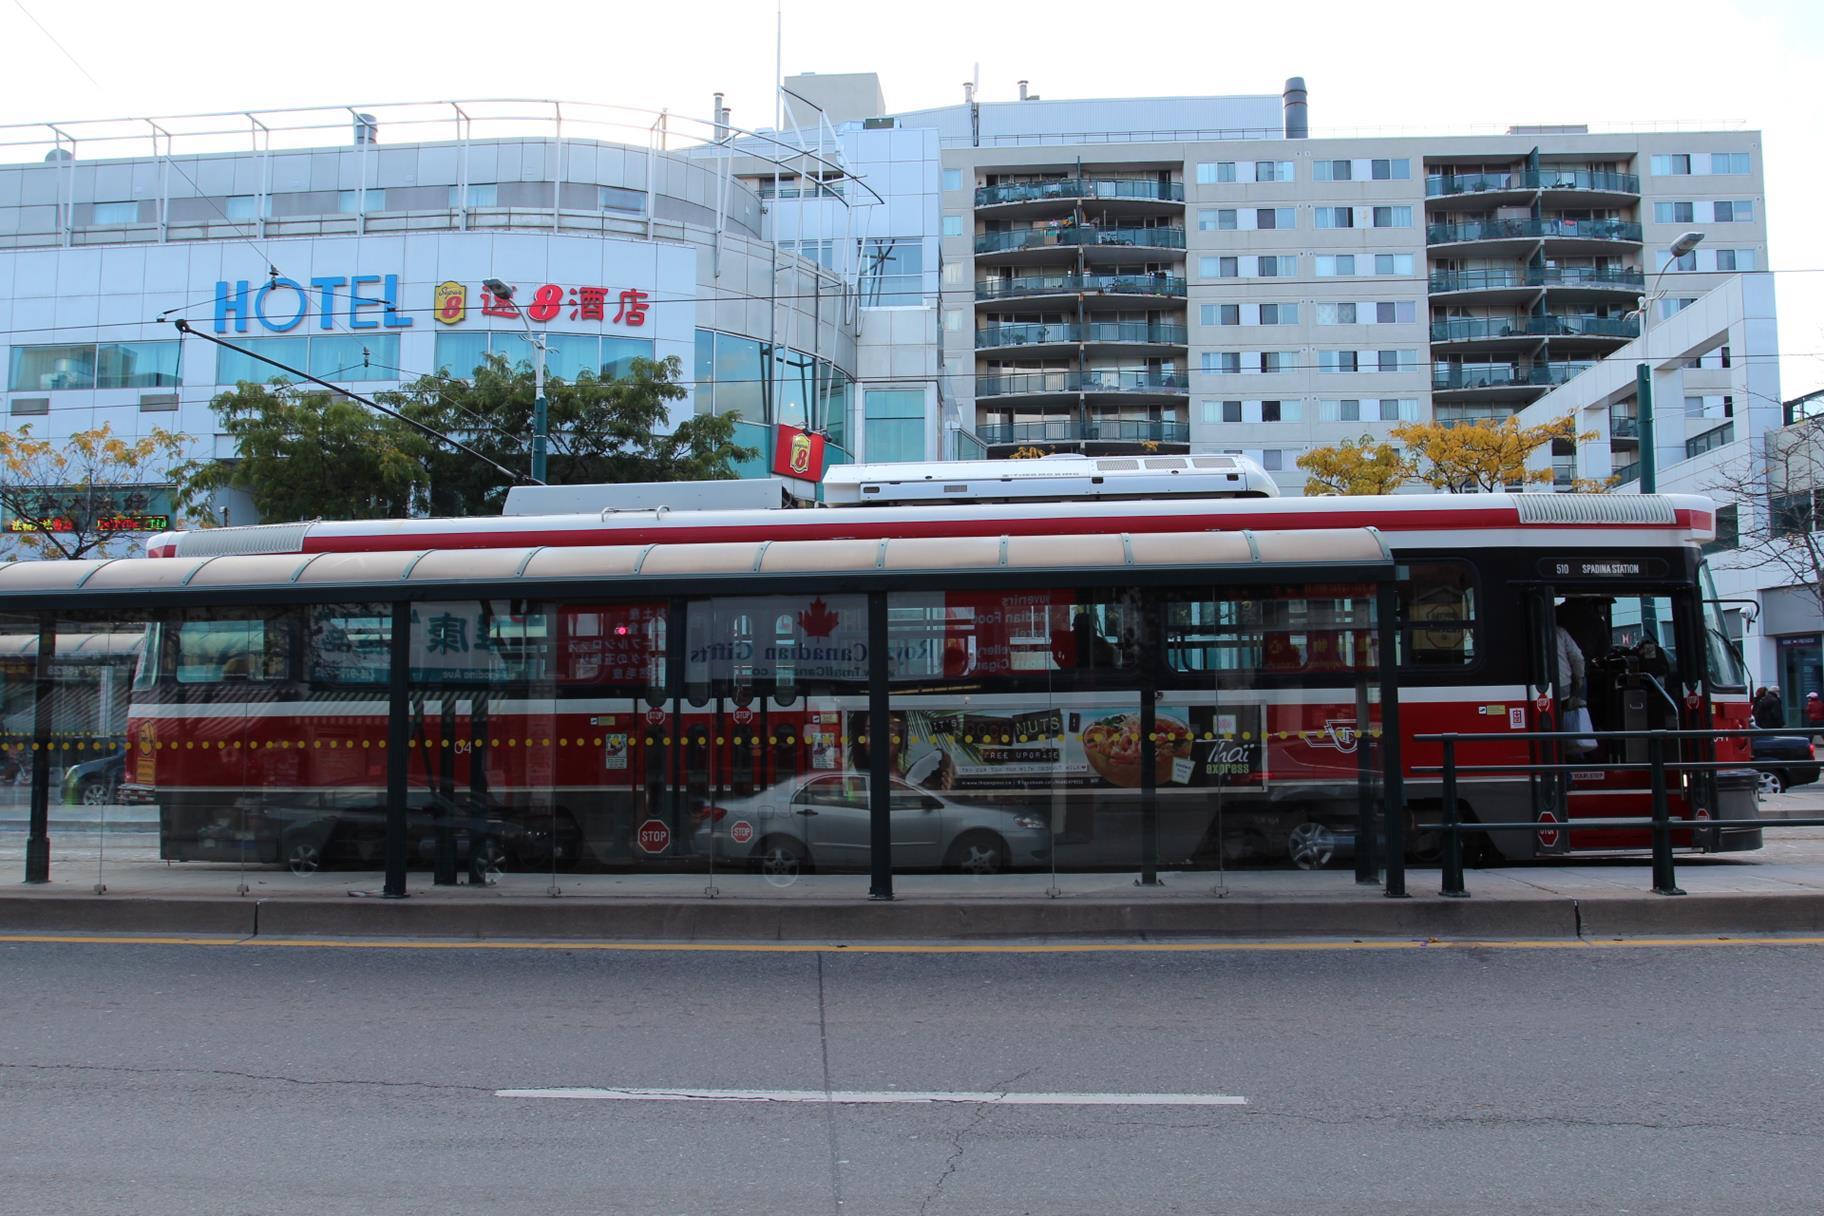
[
  {"xmin": 975, "ymin": 369, "xmax": 1189, "ymax": 397},
  {"xmin": 1418, "ymin": 726, "xmax": 1820, "ymax": 898},
  {"xmin": 973, "ymin": 225, "xmax": 1187, "ymax": 255},
  {"xmin": 1429, "ymin": 266, "xmax": 1647, "ymax": 294},
  {"xmin": 975, "ymin": 273, "xmax": 1189, "ymax": 301},
  {"xmin": 1427, "ymin": 218, "xmax": 1644, "ymax": 245},
  {"xmin": 1430, "ymin": 361, "xmax": 1596, "ymax": 391},
  {"xmin": 1428, "ymin": 314, "xmax": 1639, "ymax": 343},
  {"xmin": 976, "ymin": 322, "xmax": 1189, "ymax": 348},
  {"xmin": 975, "ymin": 178, "xmax": 1186, "ymax": 207},
  {"xmin": 1425, "ymin": 169, "xmax": 1641, "ymax": 198},
  {"xmin": 979, "ymin": 419, "xmax": 1191, "ymax": 445}
]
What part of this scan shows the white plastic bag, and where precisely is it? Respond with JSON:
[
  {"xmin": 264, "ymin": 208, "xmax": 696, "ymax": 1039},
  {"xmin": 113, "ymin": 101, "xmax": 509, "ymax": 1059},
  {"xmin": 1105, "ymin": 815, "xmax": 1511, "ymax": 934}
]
[{"xmin": 1564, "ymin": 705, "xmax": 1598, "ymax": 753}]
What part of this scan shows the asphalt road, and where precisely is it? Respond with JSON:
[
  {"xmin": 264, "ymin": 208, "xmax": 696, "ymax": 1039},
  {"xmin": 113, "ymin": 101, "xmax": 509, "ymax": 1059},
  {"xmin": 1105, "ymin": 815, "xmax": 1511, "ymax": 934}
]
[{"xmin": 0, "ymin": 937, "xmax": 1821, "ymax": 1215}]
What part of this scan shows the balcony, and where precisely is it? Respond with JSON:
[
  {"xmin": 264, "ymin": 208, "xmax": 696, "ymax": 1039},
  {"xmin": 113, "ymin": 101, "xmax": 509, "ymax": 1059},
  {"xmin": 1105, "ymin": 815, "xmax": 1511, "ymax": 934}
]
[
  {"xmin": 975, "ymin": 321, "xmax": 1188, "ymax": 352},
  {"xmin": 1610, "ymin": 415, "xmax": 1639, "ymax": 440},
  {"xmin": 1428, "ymin": 265, "xmax": 1647, "ymax": 305},
  {"xmin": 1428, "ymin": 313, "xmax": 1639, "ymax": 349},
  {"xmin": 1425, "ymin": 168, "xmax": 1640, "ymax": 204},
  {"xmin": 975, "ymin": 273, "xmax": 1189, "ymax": 304},
  {"xmin": 974, "ymin": 178, "xmax": 1185, "ymax": 215},
  {"xmin": 1613, "ymin": 460, "xmax": 1641, "ymax": 485},
  {"xmin": 1426, "ymin": 218, "xmax": 1644, "ymax": 255},
  {"xmin": 978, "ymin": 419, "xmax": 1191, "ymax": 448},
  {"xmin": 1430, "ymin": 361, "xmax": 1597, "ymax": 397},
  {"xmin": 975, "ymin": 369, "xmax": 1189, "ymax": 399},
  {"xmin": 973, "ymin": 225, "xmax": 1187, "ymax": 262}
]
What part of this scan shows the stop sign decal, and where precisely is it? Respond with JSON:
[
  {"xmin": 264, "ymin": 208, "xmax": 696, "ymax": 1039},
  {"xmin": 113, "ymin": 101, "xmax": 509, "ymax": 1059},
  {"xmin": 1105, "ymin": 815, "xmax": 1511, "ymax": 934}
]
[
  {"xmin": 1536, "ymin": 811, "xmax": 1560, "ymax": 849},
  {"xmin": 730, "ymin": 820, "xmax": 754, "ymax": 845},
  {"xmin": 636, "ymin": 818, "xmax": 671, "ymax": 854}
]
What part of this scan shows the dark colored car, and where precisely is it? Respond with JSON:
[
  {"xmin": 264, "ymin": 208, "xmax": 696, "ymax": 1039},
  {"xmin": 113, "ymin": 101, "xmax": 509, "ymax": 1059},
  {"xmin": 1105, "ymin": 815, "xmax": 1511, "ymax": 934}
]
[
  {"xmin": 1749, "ymin": 735, "xmax": 1820, "ymax": 796},
  {"xmin": 62, "ymin": 749, "xmax": 127, "ymax": 806}
]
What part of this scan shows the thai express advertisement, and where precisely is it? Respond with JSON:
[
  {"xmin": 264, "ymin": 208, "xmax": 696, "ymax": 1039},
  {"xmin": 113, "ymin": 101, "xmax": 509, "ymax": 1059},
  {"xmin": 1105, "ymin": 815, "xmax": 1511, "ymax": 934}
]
[{"xmin": 842, "ymin": 705, "xmax": 1267, "ymax": 792}]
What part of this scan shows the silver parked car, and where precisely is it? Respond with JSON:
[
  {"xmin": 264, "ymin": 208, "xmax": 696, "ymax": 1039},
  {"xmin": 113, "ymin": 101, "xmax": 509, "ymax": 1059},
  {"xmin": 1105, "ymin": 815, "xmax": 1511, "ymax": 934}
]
[{"xmin": 690, "ymin": 773, "xmax": 1051, "ymax": 878}]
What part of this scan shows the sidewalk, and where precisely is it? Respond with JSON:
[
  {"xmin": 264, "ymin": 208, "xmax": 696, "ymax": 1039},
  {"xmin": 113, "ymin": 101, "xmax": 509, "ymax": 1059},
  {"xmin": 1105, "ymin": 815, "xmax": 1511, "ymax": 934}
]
[{"xmin": 5, "ymin": 801, "xmax": 1824, "ymax": 943}]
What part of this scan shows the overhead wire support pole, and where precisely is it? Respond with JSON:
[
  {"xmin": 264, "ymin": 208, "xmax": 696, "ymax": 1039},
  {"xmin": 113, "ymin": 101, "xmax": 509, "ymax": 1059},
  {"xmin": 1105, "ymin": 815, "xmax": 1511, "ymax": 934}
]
[{"xmin": 172, "ymin": 320, "xmax": 543, "ymax": 486}]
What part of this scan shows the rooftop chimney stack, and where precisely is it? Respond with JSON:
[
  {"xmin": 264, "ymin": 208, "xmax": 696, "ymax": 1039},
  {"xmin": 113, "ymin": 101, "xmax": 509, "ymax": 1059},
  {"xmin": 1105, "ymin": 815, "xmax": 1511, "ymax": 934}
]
[
  {"xmin": 353, "ymin": 112, "xmax": 379, "ymax": 145},
  {"xmin": 1282, "ymin": 77, "xmax": 1308, "ymax": 139},
  {"xmin": 713, "ymin": 92, "xmax": 728, "ymax": 139},
  {"xmin": 1018, "ymin": 80, "xmax": 1029, "ymax": 101},
  {"xmin": 963, "ymin": 81, "xmax": 974, "ymax": 103}
]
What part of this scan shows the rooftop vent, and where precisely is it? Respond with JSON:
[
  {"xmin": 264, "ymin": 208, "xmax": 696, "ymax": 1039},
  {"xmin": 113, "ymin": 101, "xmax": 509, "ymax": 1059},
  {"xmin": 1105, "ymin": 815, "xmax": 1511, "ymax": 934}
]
[
  {"xmin": 353, "ymin": 113, "xmax": 379, "ymax": 145},
  {"xmin": 1282, "ymin": 77, "xmax": 1308, "ymax": 139}
]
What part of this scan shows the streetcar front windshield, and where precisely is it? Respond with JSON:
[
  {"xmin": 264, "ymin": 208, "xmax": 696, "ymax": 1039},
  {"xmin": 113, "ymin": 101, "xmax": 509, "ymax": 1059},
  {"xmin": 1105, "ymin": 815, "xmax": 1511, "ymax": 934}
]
[{"xmin": 1698, "ymin": 560, "xmax": 1749, "ymax": 691}]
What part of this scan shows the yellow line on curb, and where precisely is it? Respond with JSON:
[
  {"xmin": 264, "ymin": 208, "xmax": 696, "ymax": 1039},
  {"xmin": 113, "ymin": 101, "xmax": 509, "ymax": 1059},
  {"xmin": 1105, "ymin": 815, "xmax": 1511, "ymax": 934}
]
[{"xmin": 2, "ymin": 933, "xmax": 1823, "ymax": 954}]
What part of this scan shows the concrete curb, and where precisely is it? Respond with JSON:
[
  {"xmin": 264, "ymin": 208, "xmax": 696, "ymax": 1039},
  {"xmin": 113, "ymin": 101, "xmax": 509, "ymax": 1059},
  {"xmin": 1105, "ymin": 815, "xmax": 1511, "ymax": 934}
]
[
  {"xmin": 1574, "ymin": 892, "xmax": 1824, "ymax": 937},
  {"xmin": 0, "ymin": 893, "xmax": 1583, "ymax": 942}
]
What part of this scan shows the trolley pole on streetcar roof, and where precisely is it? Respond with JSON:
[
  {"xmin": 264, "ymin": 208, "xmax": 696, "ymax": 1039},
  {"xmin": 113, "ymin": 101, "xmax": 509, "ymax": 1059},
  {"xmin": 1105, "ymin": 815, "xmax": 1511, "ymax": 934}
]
[{"xmin": 483, "ymin": 280, "xmax": 549, "ymax": 485}]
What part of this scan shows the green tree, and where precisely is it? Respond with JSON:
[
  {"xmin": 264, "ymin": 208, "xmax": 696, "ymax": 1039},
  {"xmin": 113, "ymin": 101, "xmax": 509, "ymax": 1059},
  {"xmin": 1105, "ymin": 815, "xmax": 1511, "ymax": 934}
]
[
  {"xmin": 393, "ymin": 354, "xmax": 752, "ymax": 516},
  {"xmin": 0, "ymin": 423, "xmax": 193, "ymax": 559},
  {"xmin": 183, "ymin": 354, "xmax": 756, "ymax": 524},
  {"xmin": 181, "ymin": 382, "xmax": 433, "ymax": 524},
  {"xmin": 1295, "ymin": 434, "xmax": 1413, "ymax": 496}
]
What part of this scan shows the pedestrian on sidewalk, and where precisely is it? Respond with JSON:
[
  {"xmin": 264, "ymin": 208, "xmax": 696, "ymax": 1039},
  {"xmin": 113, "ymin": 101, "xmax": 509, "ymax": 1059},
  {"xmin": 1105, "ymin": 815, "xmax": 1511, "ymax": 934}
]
[
  {"xmin": 1805, "ymin": 691, "xmax": 1824, "ymax": 743},
  {"xmin": 1754, "ymin": 685, "xmax": 1786, "ymax": 729}
]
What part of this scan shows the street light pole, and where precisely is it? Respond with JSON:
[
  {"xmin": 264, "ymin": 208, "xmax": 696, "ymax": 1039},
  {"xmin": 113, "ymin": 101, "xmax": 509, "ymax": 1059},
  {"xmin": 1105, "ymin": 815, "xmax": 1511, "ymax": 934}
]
[
  {"xmin": 1633, "ymin": 231, "xmax": 1705, "ymax": 494},
  {"xmin": 483, "ymin": 279, "xmax": 549, "ymax": 484}
]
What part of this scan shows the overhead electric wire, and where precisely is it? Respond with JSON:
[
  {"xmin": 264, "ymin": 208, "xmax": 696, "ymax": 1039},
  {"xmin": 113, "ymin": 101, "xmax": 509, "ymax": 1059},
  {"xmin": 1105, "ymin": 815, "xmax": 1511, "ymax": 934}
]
[{"xmin": 173, "ymin": 321, "xmax": 539, "ymax": 487}]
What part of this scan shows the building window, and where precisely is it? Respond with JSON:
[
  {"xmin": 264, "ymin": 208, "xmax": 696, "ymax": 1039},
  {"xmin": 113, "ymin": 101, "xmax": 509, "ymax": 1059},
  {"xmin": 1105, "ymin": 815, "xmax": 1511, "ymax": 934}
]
[
  {"xmin": 1209, "ymin": 304, "xmax": 1241, "ymax": 326},
  {"xmin": 1715, "ymin": 248, "xmax": 1756, "ymax": 271},
  {"xmin": 1685, "ymin": 422, "xmax": 1734, "ymax": 459},
  {"xmin": 1319, "ymin": 350, "xmax": 1359, "ymax": 373},
  {"xmin": 92, "ymin": 201, "xmax": 138, "ymax": 225},
  {"xmin": 1196, "ymin": 162, "xmax": 1236, "ymax": 184},
  {"xmin": 1705, "ymin": 504, "xmax": 1740, "ymax": 554},
  {"xmin": 1316, "ymin": 255, "xmax": 1355, "ymax": 277},
  {"xmin": 1710, "ymin": 152, "xmax": 1751, "ymax": 175},
  {"xmin": 1261, "ymin": 399, "xmax": 1282, "ymax": 422},
  {"xmin": 224, "ymin": 195, "xmax": 259, "ymax": 220},
  {"xmin": 1255, "ymin": 161, "xmax": 1293, "ymax": 182},
  {"xmin": 599, "ymin": 185, "xmax": 645, "ymax": 214},
  {"xmin": 1339, "ymin": 399, "xmax": 1361, "ymax": 421},
  {"xmin": 1214, "ymin": 208, "xmax": 1238, "ymax": 230},
  {"xmin": 465, "ymin": 184, "xmax": 498, "ymax": 208},
  {"xmin": 1223, "ymin": 399, "xmax": 1242, "ymax": 422},
  {"xmin": 942, "ymin": 214, "xmax": 963, "ymax": 237},
  {"xmin": 1371, "ymin": 206, "xmax": 1411, "ymax": 228},
  {"xmin": 942, "ymin": 168, "xmax": 962, "ymax": 191},
  {"xmin": 1202, "ymin": 352, "xmax": 1242, "ymax": 374},
  {"xmin": 1374, "ymin": 253, "xmax": 1414, "ymax": 275},
  {"xmin": 8, "ymin": 341, "xmax": 182, "ymax": 390},
  {"xmin": 1316, "ymin": 207, "xmax": 1354, "ymax": 229},
  {"xmin": 336, "ymin": 189, "xmax": 385, "ymax": 213},
  {"xmin": 860, "ymin": 238, "xmax": 924, "ymax": 306},
  {"xmin": 1258, "ymin": 303, "xmax": 1297, "ymax": 325},
  {"xmin": 864, "ymin": 389, "xmax": 926, "ymax": 462},
  {"xmin": 1257, "ymin": 207, "xmax": 1294, "ymax": 229},
  {"xmin": 1261, "ymin": 449, "xmax": 1283, "ymax": 471},
  {"xmin": 1201, "ymin": 256, "xmax": 1238, "ymax": 279},
  {"xmin": 1652, "ymin": 154, "xmax": 1692, "ymax": 176},
  {"xmin": 1260, "ymin": 352, "xmax": 1288, "ymax": 373},
  {"xmin": 1655, "ymin": 201, "xmax": 1695, "ymax": 223},
  {"xmin": 1198, "ymin": 209, "xmax": 1227, "ymax": 231},
  {"xmin": 1370, "ymin": 158, "xmax": 1410, "ymax": 181},
  {"xmin": 1714, "ymin": 200, "xmax": 1753, "ymax": 222},
  {"xmin": 1376, "ymin": 300, "xmax": 1415, "ymax": 324},
  {"xmin": 1314, "ymin": 160, "xmax": 1353, "ymax": 182}
]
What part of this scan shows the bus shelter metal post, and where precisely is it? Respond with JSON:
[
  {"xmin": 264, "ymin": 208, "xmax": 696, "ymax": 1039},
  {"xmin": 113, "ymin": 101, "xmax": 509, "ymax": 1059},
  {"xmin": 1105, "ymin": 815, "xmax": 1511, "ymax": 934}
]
[
  {"xmin": 433, "ymin": 699, "xmax": 457, "ymax": 886},
  {"xmin": 1649, "ymin": 732, "xmax": 1684, "ymax": 896},
  {"xmin": 383, "ymin": 600, "xmax": 411, "ymax": 900},
  {"xmin": 1440, "ymin": 736, "xmax": 1467, "ymax": 897},
  {"xmin": 1354, "ymin": 678, "xmax": 1376, "ymax": 885},
  {"xmin": 867, "ymin": 591, "xmax": 893, "ymax": 901},
  {"xmin": 1376, "ymin": 582, "xmax": 1407, "ymax": 899},
  {"xmin": 23, "ymin": 614, "xmax": 54, "ymax": 884}
]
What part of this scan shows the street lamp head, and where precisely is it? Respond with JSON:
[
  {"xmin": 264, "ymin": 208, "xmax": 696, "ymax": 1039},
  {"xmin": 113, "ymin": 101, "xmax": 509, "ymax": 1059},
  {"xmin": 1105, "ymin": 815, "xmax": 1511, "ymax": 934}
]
[
  {"xmin": 482, "ymin": 278, "xmax": 514, "ymax": 299},
  {"xmin": 1670, "ymin": 231, "xmax": 1705, "ymax": 258}
]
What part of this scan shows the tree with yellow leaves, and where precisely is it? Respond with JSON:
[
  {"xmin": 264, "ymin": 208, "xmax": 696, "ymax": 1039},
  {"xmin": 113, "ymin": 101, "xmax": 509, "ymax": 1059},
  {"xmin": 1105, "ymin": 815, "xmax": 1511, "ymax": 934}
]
[
  {"xmin": 1390, "ymin": 414, "xmax": 1598, "ymax": 493},
  {"xmin": 0, "ymin": 423, "xmax": 193, "ymax": 560},
  {"xmin": 1295, "ymin": 435, "xmax": 1412, "ymax": 496}
]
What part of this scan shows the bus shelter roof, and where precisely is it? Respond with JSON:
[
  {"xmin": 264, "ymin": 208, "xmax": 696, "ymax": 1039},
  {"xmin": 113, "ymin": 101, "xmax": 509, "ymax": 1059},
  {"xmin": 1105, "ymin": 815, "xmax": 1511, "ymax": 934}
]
[{"xmin": 0, "ymin": 528, "xmax": 1393, "ymax": 612}]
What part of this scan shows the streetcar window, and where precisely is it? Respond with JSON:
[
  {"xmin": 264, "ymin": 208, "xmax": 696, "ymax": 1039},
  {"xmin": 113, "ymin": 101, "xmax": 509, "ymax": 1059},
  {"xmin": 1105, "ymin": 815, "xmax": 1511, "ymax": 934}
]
[
  {"xmin": 1165, "ymin": 585, "xmax": 1377, "ymax": 675},
  {"xmin": 1698, "ymin": 561, "xmax": 1749, "ymax": 691},
  {"xmin": 1398, "ymin": 562, "xmax": 1478, "ymax": 667},
  {"xmin": 176, "ymin": 617, "xmax": 288, "ymax": 683}
]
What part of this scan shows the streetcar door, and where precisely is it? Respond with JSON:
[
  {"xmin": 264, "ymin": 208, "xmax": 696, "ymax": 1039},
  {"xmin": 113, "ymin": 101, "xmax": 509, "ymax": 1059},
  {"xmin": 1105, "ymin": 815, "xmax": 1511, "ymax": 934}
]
[{"xmin": 1522, "ymin": 587, "xmax": 1571, "ymax": 855}]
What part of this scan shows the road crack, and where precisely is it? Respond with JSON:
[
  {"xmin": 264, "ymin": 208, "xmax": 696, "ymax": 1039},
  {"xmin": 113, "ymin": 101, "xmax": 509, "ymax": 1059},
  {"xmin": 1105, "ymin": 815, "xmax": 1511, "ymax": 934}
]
[{"xmin": 918, "ymin": 1066, "xmax": 1038, "ymax": 1216}]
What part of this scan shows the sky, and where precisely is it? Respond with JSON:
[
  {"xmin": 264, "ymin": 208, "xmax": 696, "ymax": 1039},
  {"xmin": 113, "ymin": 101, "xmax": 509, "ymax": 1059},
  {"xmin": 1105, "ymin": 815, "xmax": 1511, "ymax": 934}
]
[{"xmin": 2, "ymin": 0, "xmax": 1821, "ymax": 396}]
